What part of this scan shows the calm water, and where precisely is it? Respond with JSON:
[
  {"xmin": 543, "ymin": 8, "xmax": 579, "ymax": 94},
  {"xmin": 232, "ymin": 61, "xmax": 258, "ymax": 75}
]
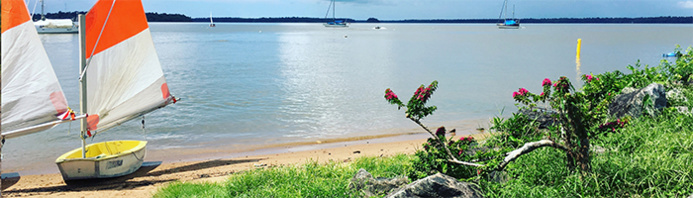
[{"xmin": 4, "ymin": 23, "xmax": 692, "ymax": 174}]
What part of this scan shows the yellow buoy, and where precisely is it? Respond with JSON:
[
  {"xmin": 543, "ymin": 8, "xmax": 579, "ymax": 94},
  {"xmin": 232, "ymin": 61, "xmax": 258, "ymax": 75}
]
[
  {"xmin": 576, "ymin": 38, "xmax": 582, "ymax": 59},
  {"xmin": 576, "ymin": 38, "xmax": 582, "ymax": 78}
]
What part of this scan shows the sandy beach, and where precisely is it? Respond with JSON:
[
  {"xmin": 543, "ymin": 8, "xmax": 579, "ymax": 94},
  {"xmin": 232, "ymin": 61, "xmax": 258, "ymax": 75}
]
[{"xmin": 1, "ymin": 132, "xmax": 489, "ymax": 198}]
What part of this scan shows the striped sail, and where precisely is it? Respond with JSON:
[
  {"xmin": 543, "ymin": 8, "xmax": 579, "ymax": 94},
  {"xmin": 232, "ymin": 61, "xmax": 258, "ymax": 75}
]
[
  {"xmin": 83, "ymin": 0, "xmax": 174, "ymax": 134},
  {"xmin": 1, "ymin": 0, "xmax": 70, "ymax": 138}
]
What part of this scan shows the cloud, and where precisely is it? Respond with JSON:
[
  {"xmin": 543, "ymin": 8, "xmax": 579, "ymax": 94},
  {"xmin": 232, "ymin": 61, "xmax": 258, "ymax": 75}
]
[{"xmin": 679, "ymin": 1, "xmax": 693, "ymax": 8}]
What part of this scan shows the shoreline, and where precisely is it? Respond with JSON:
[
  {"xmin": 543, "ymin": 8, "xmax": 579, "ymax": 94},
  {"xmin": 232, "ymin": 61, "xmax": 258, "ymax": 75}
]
[
  {"xmin": 1, "ymin": 130, "xmax": 490, "ymax": 198},
  {"xmin": 3, "ymin": 118, "xmax": 492, "ymax": 176}
]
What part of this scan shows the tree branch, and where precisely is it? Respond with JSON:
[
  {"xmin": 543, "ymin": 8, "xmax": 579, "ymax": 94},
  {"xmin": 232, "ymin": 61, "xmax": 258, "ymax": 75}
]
[
  {"xmin": 410, "ymin": 118, "xmax": 461, "ymax": 162},
  {"xmin": 448, "ymin": 159, "xmax": 484, "ymax": 167},
  {"xmin": 497, "ymin": 139, "xmax": 568, "ymax": 170}
]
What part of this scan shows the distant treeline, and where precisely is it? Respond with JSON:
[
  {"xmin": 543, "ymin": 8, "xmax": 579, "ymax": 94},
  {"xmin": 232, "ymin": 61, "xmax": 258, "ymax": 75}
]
[
  {"xmin": 33, "ymin": 12, "xmax": 692, "ymax": 24},
  {"xmin": 31, "ymin": 11, "xmax": 193, "ymax": 22},
  {"xmin": 196, "ymin": 16, "xmax": 693, "ymax": 24},
  {"xmin": 390, "ymin": 16, "xmax": 693, "ymax": 24},
  {"xmin": 196, "ymin": 17, "xmax": 356, "ymax": 23}
]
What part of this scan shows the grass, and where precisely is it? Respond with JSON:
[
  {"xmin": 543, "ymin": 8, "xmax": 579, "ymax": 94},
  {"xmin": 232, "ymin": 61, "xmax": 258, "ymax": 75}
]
[
  {"xmin": 154, "ymin": 113, "xmax": 693, "ymax": 198},
  {"xmin": 153, "ymin": 154, "xmax": 414, "ymax": 198},
  {"xmin": 479, "ymin": 112, "xmax": 693, "ymax": 197}
]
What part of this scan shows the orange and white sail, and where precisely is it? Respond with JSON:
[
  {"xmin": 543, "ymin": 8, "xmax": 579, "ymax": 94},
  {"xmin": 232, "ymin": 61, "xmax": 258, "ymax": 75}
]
[
  {"xmin": 82, "ymin": 0, "xmax": 174, "ymax": 135},
  {"xmin": 1, "ymin": 0, "xmax": 72, "ymax": 138}
]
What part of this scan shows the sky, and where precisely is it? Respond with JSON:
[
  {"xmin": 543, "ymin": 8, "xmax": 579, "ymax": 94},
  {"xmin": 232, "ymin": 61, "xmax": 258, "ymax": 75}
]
[{"xmin": 32, "ymin": 0, "xmax": 693, "ymax": 20}]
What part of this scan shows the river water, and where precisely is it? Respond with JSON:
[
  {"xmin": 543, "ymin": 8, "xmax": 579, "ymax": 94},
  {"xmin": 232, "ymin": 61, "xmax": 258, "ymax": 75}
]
[{"xmin": 4, "ymin": 23, "xmax": 692, "ymax": 174}]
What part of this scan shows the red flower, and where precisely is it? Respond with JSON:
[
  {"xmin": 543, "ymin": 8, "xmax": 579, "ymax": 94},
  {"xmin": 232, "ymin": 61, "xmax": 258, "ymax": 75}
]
[
  {"xmin": 542, "ymin": 78, "xmax": 552, "ymax": 86},
  {"xmin": 585, "ymin": 74, "xmax": 594, "ymax": 82},
  {"xmin": 519, "ymin": 88, "xmax": 529, "ymax": 95},
  {"xmin": 436, "ymin": 126, "xmax": 446, "ymax": 136}
]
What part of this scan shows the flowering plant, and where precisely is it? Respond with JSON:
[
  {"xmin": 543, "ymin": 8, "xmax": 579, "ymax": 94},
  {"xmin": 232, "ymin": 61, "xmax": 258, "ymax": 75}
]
[
  {"xmin": 386, "ymin": 81, "xmax": 485, "ymax": 179},
  {"xmin": 385, "ymin": 81, "xmax": 439, "ymax": 121},
  {"xmin": 503, "ymin": 74, "xmax": 631, "ymax": 172}
]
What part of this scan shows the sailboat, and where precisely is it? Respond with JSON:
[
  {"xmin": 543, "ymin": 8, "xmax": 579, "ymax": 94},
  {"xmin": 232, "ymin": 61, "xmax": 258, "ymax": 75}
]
[
  {"xmin": 52, "ymin": 0, "xmax": 177, "ymax": 180},
  {"xmin": 2, "ymin": 0, "xmax": 82, "ymax": 139},
  {"xmin": 33, "ymin": 0, "xmax": 78, "ymax": 34},
  {"xmin": 323, "ymin": 0, "xmax": 348, "ymax": 27},
  {"xmin": 209, "ymin": 12, "xmax": 216, "ymax": 27},
  {"xmin": 497, "ymin": 0, "xmax": 520, "ymax": 29}
]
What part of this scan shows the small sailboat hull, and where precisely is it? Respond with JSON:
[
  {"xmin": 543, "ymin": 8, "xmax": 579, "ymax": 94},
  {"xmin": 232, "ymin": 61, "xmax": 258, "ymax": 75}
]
[
  {"xmin": 323, "ymin": 22, "xmax": 348, "ymax": 27},
  {"xmin": 55, "ymin": 140, "xmax": 147, "ymax": 181},
  {"xmin": 497, "ymin": 23, "xmax": 520, "ymax": 29}
]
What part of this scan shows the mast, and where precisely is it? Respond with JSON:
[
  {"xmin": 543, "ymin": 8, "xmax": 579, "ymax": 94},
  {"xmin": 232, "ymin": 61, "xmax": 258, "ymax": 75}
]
[
  {"xmin": 498, "ymin": 0, "xmax": 507, "ymax": 21},
  {"xmin": 40, "ymin": 0, "xmax": 46, "ymax": 20},
  {"xmin": 332, "ymin": 0, "xmax": 336, "ymax": 20},
  {"xmin": 504, "ymin": 1, "xmax": 508, "ymax": 20},
  {"xmin": 78, "ymin": 14, "xmax": 88, "ymax": 158}
]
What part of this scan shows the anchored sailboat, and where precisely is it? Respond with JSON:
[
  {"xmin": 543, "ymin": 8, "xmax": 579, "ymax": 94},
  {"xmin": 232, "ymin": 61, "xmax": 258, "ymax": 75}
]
[
  {"xmin": 209, "ymin": 12, "xmax": 216, "ymax": 27},
  {"xmin": 497, "ymin": 0, "xmax": 520, "ymax": 29},
  {"xmin": 54, "ymin": 0, "xmax": 177, "ymax": 180},
  {"xmin": 33, "ymin": 0, "xmax": 78, "ymax": 34},
  {"xmin": 323, "ymin": 0, "xmax": 348, "ymax": 27}
]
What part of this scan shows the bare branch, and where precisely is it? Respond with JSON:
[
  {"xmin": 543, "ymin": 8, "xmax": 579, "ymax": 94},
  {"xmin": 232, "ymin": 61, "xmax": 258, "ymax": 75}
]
[
  {"xmin": 410, "ymin": 118, "xmax": 461, "ymax": 162},
  {"xmin": 448, "ymin": 159, "xmax": 484, "ymax": 167},
  {"xmin": 497, "ymin": 139, "xmax": 568, "ymax": 170}
]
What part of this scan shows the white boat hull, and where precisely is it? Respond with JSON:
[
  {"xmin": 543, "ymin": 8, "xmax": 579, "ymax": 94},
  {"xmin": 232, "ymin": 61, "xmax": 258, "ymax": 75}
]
[
  {"xmin": 56, "ymin": 140, "xmax": 146, "ymax": 181},
  {"xmin": 36, "ymin": 26, "xmax": 78, "ymax": 34},
  {"xmin": 323, "ymin": 23, "xmax": 348, "ymax": 28},
  {"xmin": 497, "ymin": 24, "xmax": 520, "ymax": 29}
]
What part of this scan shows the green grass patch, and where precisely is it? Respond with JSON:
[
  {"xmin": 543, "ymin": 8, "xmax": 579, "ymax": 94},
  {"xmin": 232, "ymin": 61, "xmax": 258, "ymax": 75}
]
[
  {"xmin": 153, "ymin": 154, "xmax": 414, "ymax": 198},
  {"xmin": 479, "ymin": 113, "xmax": 693, "ymax": 198}
]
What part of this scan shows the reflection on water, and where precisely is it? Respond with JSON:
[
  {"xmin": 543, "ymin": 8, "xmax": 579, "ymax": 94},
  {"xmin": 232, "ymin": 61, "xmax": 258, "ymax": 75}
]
[{"xmin": 3, "ymin": 23, "xmax": 691, "ymax": 174}]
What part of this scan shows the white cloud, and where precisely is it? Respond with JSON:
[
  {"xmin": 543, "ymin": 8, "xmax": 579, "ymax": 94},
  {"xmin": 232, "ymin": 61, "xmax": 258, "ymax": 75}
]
[{"xmin": 679, "ymin": 1, "xmax": 693, "ymax": 9}]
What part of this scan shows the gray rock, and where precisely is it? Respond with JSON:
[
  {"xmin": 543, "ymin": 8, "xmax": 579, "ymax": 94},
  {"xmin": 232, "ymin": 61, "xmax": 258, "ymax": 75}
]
[
  {"xmin": 386, "ymin": 173, "xmax": 483, "ymax": 198},
  {"xmin": 518, "ymin": 107, "xmax": 557, "ymax": 129},
  {"xmin": 608, "ymin": 83, "xmax": 667, "ymax": 118},
  {"xmin": 487, "ymin": 170, "xmax": 509, "ymax": 183},
  {"xmin": 349, "ymin": 168, "xmax": 409, "ymax": 197},
  {"xmin": 621, "ymin": 87, "xmax": 638, "ymax": 95},
  {"xmin": 667, "ymin": 88, "xmax": 688, "ymax": 104},
  {"xmin": 675, "ymin": 106, "xmax": 692, "ymax": 115}
]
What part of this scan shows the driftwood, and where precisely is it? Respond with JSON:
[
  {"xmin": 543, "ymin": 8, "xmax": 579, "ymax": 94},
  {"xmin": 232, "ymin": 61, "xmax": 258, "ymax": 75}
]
[{"xmin": 497, "ymin": 140, "xmax": 568, "ymax": 170}]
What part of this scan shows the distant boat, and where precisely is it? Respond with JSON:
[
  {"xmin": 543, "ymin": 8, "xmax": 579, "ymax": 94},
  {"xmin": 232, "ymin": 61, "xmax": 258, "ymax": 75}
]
[
  {"xmin": 55, "ymin": 0, "xmax": 177, "ymax": 181},
  {"xmin": 497, "ymin": 0, "xmax": 520, "ymax": 29},
  {"xmin": 663, "ymin": 52, "xmax": 682, "ymax": 58},
  {"xmin": 33, "ymin": 0, "xmax": 78, "ymax": 34},
  {"xmin": 323, "ymin": 0, "xmax": 348, "ymax": 28},
  {"xmin": 209, "ymin": 12, "xmax": 216, "ymax": 27}
]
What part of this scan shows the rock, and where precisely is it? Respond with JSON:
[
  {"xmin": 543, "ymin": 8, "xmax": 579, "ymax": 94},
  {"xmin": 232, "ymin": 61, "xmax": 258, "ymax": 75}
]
[
  {"xmin": 349, "ymin": 168, "xmax": 409, "ymax": 197},
  {"xmin": 385, "ymin": 173, "xmax": 483, "ymax": 198},
  {"xmin": 518, "ymin": 107, "xmax": 557, "ymax": 129},
  {"xmin": 667, "ymin": 88, "xmax": 688, "ymax": 104},
  {"xmin": 487, "ymin": 170, "xmax": 509, "ymax": 183},
  {"xmin": 608, "ymin": 83, "xmax": 667, "ymax": 118},
  {"xmin": 675, "ymin": 106, "xmax": 692, "ymax": 115}
]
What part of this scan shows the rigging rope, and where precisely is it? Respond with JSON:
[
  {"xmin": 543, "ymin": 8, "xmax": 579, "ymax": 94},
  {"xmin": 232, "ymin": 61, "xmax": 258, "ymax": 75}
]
[{"xmin": 79, "ymin": 0, "xmax": 117, "ymax": 80}]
